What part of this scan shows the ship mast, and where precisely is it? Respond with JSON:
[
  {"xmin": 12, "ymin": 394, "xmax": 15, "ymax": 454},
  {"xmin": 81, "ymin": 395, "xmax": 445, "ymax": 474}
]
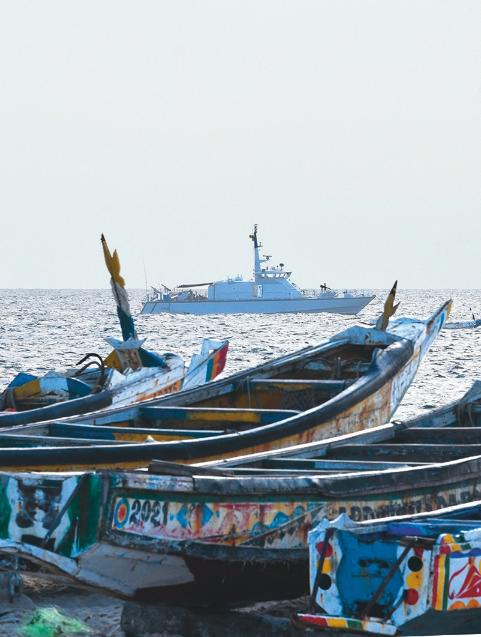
[{"xmin": 249, "ymin": 224, "xmax": 262, "ymax": 279}]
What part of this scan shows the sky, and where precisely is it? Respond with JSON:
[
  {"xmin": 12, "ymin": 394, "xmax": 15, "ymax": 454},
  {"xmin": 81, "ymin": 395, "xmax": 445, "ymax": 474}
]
[{"xmin": 0, "ymin": 1, "xmax": 479, "ymax": 289}]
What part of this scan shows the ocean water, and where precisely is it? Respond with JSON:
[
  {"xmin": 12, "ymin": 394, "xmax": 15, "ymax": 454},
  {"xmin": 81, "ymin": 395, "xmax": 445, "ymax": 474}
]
[{"xmin": 0, "ymin": 288, "xmax": 480, "ymax": 420}]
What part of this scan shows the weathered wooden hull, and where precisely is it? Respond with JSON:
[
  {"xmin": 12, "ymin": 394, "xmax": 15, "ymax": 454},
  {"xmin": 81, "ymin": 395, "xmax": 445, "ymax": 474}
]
[
  {"xmin": 96, "ymin": 458, "xmax": 481, "ymax": 600},
  {"xmin": 5, "ymin": 446, "xmax": 481, "ymax": 601},
  {"xmin": 0, "ymin": 302, "xmax": 450, "ymax": 470}
]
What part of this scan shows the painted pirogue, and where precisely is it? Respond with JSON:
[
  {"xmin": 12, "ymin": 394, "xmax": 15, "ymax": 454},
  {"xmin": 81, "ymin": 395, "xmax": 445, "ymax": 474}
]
[
  {"xmin": 0, "ymin": 295, "xmax": 450, "ymax": 470},
  {"xmin": 297, "ymin": 500, "xmax": 481, "ymax": 635},
  {"xmin": 0, "ymin": 235, "xmax": 228, "ymax": 425},
  {"xmin": 3, "ymin": 375, "xmax": 481, "ymax": 605}
]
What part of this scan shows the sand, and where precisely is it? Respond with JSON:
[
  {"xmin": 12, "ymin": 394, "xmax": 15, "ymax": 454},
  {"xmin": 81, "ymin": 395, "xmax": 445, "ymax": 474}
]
[{"xmin": 0, "ymin": 577, "xmax": 124, "ymax": 637}]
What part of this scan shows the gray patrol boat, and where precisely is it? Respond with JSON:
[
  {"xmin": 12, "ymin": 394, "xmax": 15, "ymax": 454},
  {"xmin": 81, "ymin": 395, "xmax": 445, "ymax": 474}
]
[{"xmin": 141, "ymin": 226, "xmax": 375, "ymax": 316}]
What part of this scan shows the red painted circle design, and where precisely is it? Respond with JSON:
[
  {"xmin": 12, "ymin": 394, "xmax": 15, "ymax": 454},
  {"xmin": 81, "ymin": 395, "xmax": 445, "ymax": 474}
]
[
  {"xmin": 113, "ymin": 498, "xmax": 130, "ymax": 528},
  {"xmin": 117, "ymin": 504, "xmax": 128, "ymax": 523},
  {"xmin": 405, "ymin": 588, "xmax": 419, "ymax": 605},
  {"xmin": 316, "ymin": 542, "xmax": 333, "ymax": 557}
]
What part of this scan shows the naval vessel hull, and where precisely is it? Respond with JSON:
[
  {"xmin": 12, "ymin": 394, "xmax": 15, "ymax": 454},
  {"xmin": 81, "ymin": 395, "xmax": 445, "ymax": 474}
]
[{"xmin": 141, "ymin": 295, "xmax": 375, "ymax": 316}]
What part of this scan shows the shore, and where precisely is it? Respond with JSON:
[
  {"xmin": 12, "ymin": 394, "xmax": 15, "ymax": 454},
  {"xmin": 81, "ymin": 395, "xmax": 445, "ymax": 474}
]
[
  {"xmin": 0, "ymin": 576, "xmax": 311, "ymax": 637},
  {"xmin": 0, "ymin": 577, "xmax": 123, "ymax": 636}
]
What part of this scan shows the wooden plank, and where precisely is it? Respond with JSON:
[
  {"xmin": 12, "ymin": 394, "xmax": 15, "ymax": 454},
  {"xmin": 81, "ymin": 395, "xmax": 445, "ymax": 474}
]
[
  {"xmin": 50, "ymin": 422, "xmax": 225, "ymax": 440},
  {"xmin": 139, "ymin": 406, "xmax": 299, "ymax": 424},
  {"xmin": 330, "ymin": 444, "xmax": 481, "ymax": 463},
  {"xmin": 209, "ymin": 467, "xmax": 405, "ymax": 476},
  {"xmin": 260, "ymin": 458, "xmax": 423, "ymax": 471},
  {"xmin": 248, "ymin": 379, "xmax": 348, "ymax": 393},
  {"xmin": 395, "ymin": 427, "xmax": 481, "ymax": 444},
  {"xmin": 304, "ymin": 360, "xmax": 371, "ymax": 374},
  {"xmin": 148, "ymin": 459, "xmax": 234, "ymax": 477},
  {"xmin": 0, "ymin": 433, "xmax": 129, "ymax": 447}
]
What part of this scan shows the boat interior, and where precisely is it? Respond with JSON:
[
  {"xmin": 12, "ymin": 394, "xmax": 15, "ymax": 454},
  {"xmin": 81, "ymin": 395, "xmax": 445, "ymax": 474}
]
[
  {"xmin": 0, "ymin": 337, "xmax": 393, "ymax": 448},
  {"xmin": 167, "ymin": 397, "xmax": 481, "ymax": 478}
]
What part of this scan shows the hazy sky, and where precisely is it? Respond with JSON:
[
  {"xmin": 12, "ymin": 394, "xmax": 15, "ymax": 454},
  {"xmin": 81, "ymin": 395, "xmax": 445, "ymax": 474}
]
[{"xmin": 1, "ymin": 1, "xmax": 479, "ymax": 288}]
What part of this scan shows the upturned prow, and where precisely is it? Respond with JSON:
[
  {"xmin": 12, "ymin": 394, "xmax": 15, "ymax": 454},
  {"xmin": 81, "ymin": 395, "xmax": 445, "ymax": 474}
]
[
  {"xmin": 100, "ymin": 234, "xmax": 137, "ymax": 341},
  {"xmin": 376, "ymin": 281, "xmax": 400, "ymax": 331}
]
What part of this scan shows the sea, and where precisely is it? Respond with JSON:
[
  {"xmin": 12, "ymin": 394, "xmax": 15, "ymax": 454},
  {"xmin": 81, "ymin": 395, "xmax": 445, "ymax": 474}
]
[{"xmin": 0, "ymin": 288, "xmax": 480, "ymax": 419}]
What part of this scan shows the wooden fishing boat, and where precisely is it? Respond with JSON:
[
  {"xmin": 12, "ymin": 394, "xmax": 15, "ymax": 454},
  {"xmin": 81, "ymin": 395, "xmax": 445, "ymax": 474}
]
[
  {"xmin": 0, "ymin": 291, "xmax": 450, "ymax": 469},
  {"xmin": 3, "ymin": 378, "xmax": 481, "ymax": 604},
  {"xmin": 296, "ymin": 501, "xmax": 481, "ymax": 635},
  {"xmin": 0, "ymin": 235, "xmax": 228, "ymax": 426}
]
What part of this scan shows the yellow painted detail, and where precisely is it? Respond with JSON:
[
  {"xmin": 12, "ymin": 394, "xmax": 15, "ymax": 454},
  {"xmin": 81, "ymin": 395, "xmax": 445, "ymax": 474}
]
[
  {"xmin": 434, "ymin": 554, "xmax": 446, "ymax": 610},
  {"xmin": 102, "ymin": 235, "xmax": 125, "ymax": 287},
  {"xmin": 326, "ymin": 618, "xmax": 348, "ymax": 629},
  {"xmin": 406, "ymin": 571, "xmax": 422, "ymax": 589},
  {"xmin": 13, "ymin": 379, "xmax": 41, "ymax": 399},
  {"xmin": 104, "ymin": 350, "xmax": 122, "ymax": 371}
]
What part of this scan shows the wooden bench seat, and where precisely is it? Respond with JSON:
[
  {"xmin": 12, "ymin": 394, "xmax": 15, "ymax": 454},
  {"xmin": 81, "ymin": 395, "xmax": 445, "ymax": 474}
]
[
  {"xmin": 248, "ymin": 379, "xmax": 349, "ymax": 393},
  {"xmin": 138, "ymin": 406, "xmax": 299, "ymax": 426},
  {"xmin": 50, "ymin": 422, "xmax": 225, "ymax": 441}
]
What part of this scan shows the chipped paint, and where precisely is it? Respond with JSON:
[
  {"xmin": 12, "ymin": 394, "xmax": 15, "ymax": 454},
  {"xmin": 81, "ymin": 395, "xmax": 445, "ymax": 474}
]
[
  {"xmin": 107, "ymin": 479, "xmax": 481, "ymax": 551},
  {"xmin": 302, "ymin": 510, "xmax": 481, "ymax": 634}
]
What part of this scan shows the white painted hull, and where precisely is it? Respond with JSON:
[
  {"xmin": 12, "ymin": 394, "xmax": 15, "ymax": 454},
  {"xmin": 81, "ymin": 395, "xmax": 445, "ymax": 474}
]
[
  {"xmin": 0, "ymin": 539, "xmax": 194, "ymax": 597},
  {"xmin": 141, "ymin": 295, "xmax": 375, "ymax": 316},
  {"xmin": 110, "ymin": 365, "xmax": 184, "ymax": 408}
]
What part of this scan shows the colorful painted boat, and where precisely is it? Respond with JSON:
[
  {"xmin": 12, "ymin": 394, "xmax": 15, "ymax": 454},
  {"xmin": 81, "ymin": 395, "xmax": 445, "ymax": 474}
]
[
  {"xmin": 4, "ymin": 378, "xmax": 481, "ymax": 604},
  {"xmin": 0, "ymin": 235, "xmax": 228, "ymax": 426},
  {"xmin": 296, "ymin": 502, "xmax": 481, "ymax": 635},
  {"xmin": 0, "ymin": 292, "xmax": 450, "ymax": 469}
]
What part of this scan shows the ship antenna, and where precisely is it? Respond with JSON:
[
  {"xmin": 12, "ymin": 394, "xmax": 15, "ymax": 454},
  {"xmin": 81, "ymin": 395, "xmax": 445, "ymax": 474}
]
[
  {"xmin": 249, "ymin": 224, "xmax": 258, "ymax": 248},
  {"xmin": 143, "ymin": 258, "xmax": 148, "ymax": 295},
  {"xmin": 249, "ymin": 224, "xmax": 262, "ymax": 278}
]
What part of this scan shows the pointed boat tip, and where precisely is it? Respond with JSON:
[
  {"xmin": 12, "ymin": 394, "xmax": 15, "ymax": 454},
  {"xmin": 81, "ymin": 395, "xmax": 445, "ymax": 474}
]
[
  {"xmin": 101, "ymin": 233, "xmax": 106, "ymax": 242},
  {"xmin": 429, "ymin": 298, "xmax": 453, "ymax": 323}
]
